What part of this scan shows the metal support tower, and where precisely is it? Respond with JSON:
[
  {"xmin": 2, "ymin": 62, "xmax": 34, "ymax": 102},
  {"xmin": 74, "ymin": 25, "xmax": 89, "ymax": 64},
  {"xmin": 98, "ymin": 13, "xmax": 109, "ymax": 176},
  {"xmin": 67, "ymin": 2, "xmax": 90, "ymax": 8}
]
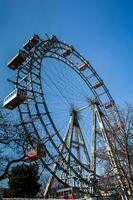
[
  {"xmin": 91, "ymin": 107, "xmax": 97, "ymax": 195},
  {"xmin": 44, "ymin": 109, "xmax": 91, "ymax": 198},
  {"xmin": 44, "ymin": 103, "xmax": 129, "ymax": 200},
  {"xmin": 91, "ymin": 102, "xmax": 129, "ymax": 200}
]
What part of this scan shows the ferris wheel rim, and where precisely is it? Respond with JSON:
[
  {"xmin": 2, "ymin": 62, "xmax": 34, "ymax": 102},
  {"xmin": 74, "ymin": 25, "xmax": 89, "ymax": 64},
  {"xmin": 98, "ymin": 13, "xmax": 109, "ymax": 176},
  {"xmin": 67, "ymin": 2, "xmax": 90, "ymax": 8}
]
[{"xmin": 15, "ymin": 35, "xmax": 121, "ymax": 187}]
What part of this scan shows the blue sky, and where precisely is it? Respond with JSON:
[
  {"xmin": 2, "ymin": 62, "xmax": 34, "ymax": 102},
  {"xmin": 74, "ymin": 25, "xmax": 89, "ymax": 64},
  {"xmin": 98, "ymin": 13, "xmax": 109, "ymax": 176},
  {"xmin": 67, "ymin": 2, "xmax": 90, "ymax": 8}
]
[{"xmin": 0, "ymin": 0, "xmax": 133, "ymax": 106}]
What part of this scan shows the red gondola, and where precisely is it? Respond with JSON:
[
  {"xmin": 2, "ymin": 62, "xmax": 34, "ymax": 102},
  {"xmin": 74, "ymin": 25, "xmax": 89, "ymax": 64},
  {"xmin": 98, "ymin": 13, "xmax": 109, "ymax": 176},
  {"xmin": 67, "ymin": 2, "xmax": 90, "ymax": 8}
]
[
  {"xmin": 104, "ymin": 101, "xmax": 114, "ymax": 109},
  {"xmin": 23, "ymin": 143, "xmax": 45, "ymax": 162}
]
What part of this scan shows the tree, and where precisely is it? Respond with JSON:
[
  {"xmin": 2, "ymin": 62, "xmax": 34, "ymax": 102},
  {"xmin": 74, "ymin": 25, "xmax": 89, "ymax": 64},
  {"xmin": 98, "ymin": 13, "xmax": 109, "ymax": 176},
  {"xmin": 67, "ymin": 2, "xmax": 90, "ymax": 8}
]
[
  {"xmin": 0, "ymin": 106, "xmax": 31, "ymax": 182},
  {"xmin": 0, "ymin": 107, "xmax": 22, "ymax": 181},
  {"xmin": 98, "ymin": 103, "xmax": 133, "ymax": 198},
  {"xmin": 8, "ymin": 164, "xmax": 41, "ymax": 197},
  {"xmin": 0, "ymin": 107, "xmax": 26, "ymax": 181},
  {"xmin": 116, "ymin": 103, "xmax": 133, "ymax": 197}
]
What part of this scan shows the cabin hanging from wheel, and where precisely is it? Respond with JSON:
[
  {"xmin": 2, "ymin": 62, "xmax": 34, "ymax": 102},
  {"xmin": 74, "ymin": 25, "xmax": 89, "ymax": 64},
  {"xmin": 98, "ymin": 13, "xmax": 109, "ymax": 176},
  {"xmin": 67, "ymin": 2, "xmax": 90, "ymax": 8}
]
[
  {"xmin": 23, "ymin": 143, "xmax": 46, "ymax": 162},
  {"xmin": 23, "ymin": 34, "xmax": 40, "ymax": 51},
  {"xmin": 62, "ymin": 47, "xmax": 73, "ymax": 57},
  {"xmin": 78, "ymin": 62, "xmax": 88, "ymax": 71},
  {"xmin": 104, "ymin": 101, "xmax": 114, "ymax": 109},
  {"xmin": 92, "ymin": 80, "xmax": 103, "ymax": 89},
  {"xmin": 44, "ymin": 35, "xmax": 58, "ymax": 48},
  {"xmin": 7, "ymin": 50, "xmax": 27, "ymax": 70},
  {"xmin": 3, "ymin": 88, "xmax": 27, "ymax": 110}
]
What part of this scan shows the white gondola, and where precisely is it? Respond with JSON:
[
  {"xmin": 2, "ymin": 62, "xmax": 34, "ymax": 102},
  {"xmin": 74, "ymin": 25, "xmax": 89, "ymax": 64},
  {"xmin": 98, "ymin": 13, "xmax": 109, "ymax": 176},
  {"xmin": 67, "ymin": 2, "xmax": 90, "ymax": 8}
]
[
  {"xmin": 3, "ymin": 88, "xmax": 27, "ymax": 110},
  {"xmin": 7, "ymin": 50, "xmax": 27, "ymax": 70},
  {"xmin": 23, "ymin": 34, "xmax": 40, "ymax": 51},
  {"xmin": 23, "ymin": 143, "xmax": 45, "ymax": 162}
]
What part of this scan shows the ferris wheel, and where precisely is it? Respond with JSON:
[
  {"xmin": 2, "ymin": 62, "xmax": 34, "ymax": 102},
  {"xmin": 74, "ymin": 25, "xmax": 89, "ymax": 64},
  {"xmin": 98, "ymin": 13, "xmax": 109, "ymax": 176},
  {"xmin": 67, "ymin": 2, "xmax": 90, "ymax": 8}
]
[{"xmin": 3, "ymin": 34, "xmax": 129, "ymax": 200}]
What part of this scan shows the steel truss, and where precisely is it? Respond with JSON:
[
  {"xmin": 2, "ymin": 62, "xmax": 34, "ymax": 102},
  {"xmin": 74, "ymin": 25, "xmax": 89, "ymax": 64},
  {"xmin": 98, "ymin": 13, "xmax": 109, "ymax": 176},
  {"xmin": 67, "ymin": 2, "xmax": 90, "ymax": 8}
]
[
  {"xmin": 44, "ymin": 109, "xmax": 91, "ymax": 197},
  {"xmin": 5, "ymin": 34, "xmax": 129, "ymax": 199},
  {"xmin": 91, "ymin": 102, "xmax": 129, "ymax": 200}
]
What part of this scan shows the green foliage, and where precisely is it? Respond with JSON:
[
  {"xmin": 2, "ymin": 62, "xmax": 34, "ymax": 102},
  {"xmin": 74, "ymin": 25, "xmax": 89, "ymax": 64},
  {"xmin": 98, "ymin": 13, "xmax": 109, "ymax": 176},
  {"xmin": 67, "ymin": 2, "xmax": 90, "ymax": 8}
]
[{"xmin": 8, "ymin": 164, "xmax": 41, "ymax": 197}]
